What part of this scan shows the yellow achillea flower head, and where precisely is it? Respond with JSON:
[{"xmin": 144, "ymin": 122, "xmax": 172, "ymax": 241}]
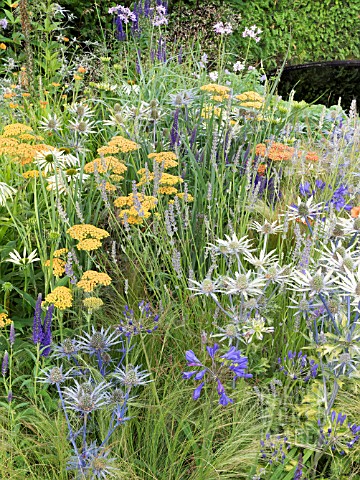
[
  {"xmin": 77, "ymin": 270, "xmax": 112, "ymax": 292},
  {"xmin": 236, "ymin": 91, "xmax": 264, "ymax": 109},
  {"xmin": 137, "ymin": 171, "xmax": 183, "ymax": 187},
  {"xmin": 110, "ymin": 174, "xmax": 124, "ymax": 182},
  {"xmin": 200, "ymin": 84, "xmax": 231, "ymax": 95},
  {"xmin": 97, "ymin": 145, "xmax": 120, "ymax": 155},
  {"xmin": 53, "ymin": 248, "xmax": 68, "ymax": 258},
  {"xmin": 84, "ymin": 156, "xmax": 127, "ymax": 175},
  {"xmin": 44, "ymin": 258, "xmax": 66, "ymax": 276},
  {"xmin": 0, "ymin": 313, "xmax": 12, "ymax": 328},
  {"xmin": 148, "ymin": 152, "xmax": 178, "ymax": 169},
  {"xmin": 2, "ymin": 123, "xmax": 33, "ymax": 137},
  {"xmin": 176, "ymin": 192, "xmax": 194, "ymax": 202},
  {"xmin": 211, "ymin": 94, "xmax": 230, "ymax": 102},
  {"xmin": 107, "ymin": 135, "xmax": 139, "ymax": 153},
  {"xmin": 77, "ymin": 238, "xmax": 102, "ymax": 251},
  {"xmin": 22, "ymin": 170, "xmax": 44, "ymax": 179},
  {"xmin": 158, "ymin": 186, "xmax": 178, "ymax": 195},
  {"xmin": 67, "ymin": 224, "xmax": 109, "ymax": 241},
  {"xmin": 201, "ymin": 105, "xmax": 222, "ymax": 119},
  {"xmin": 83, "ymin": 297, "xmax": 104, "ymax": 311},
  {"xmin": 236, "ymin": 91, "xmax": 264, "ymax": 103},
  {"xmin": 67, "ymin": 224, "xmax": 110, "ymax": 251},
  {"xmin": 45, "ymin": 286, "xmax": 73, "ymax": 310}
]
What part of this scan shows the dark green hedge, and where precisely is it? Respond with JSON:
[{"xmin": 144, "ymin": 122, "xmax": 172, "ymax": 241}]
[{"xmin": 228, "ymin": 0, "xmax": 360, "ymax": 68}]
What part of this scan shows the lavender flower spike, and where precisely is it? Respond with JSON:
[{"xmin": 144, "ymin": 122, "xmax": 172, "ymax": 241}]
[
  {"xmin": 2, "ymin": 351, "xmax": 9, "ymax": 376},
  {"xmin": 33, "ymin": 293, "xmax": 44, "ymax": 344}
]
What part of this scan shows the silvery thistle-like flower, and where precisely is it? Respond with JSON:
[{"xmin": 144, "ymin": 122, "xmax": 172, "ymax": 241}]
[
  {"xmin": 222, "ymin": 271, "xmax": 266, "ymax": 299},
  {"xmin": 211, "ymin": 323, "xmax": 242, "ymax": 346},
  {"xmin": 335, "ymin": 266, "xmax": 360, "ymax": 307},
  {"xmin": 319, "ymin": 250, "xmax": 360, "ymax": 273},
  {"xmin": 244, "ymin": 248, "xmax": 278, "ymax": 269},
  {"xmin": 68, "ymin": 102, "xmax": 94, "ymax": 119},
  {"xmin": 39, "ymin": 113, "xmax": 62, "ymax": 132},
  {"xmin": 62, "ymin": 380, "xmax": 109, "ymax": 413},
  {"xmin": 261, "ymin": 263, "xmax": 293, "ymax": 285},
  {"xmin": 169, "ymin": 90, "xmax": 195, "ymax": 107},
  {"xmin": 209, "ymin": 233, "xmax": 254, "ymax": 256},
  {"xmin": 77, "ymin": 327, "xmax": 121, "ymax": 356},
  {"xmin": 290, "ymin": 268, "xmax": 335, "ymax": 297},
  {"xmin": 0, "ymin": 182, "xmax": 16, "ymax": 206},
  {"xmin": 38, "ymin": 365, "xmax": 71, "ymax": 385},
  {"xmin": 249, "ymin": 220, "xmax": 283, "ymax": 235},
  {"xmin": 114, "ymin": 364, "xmax": 151, "ymax": 390},
  {"xmin": 53, "ymin": 338, "xmax": 80, "ymax": 360},
  {"xmin": 285, "ymin": 196, "xmax": 324, "ymax": 222},
  {"xmin": 6, "ymin": 247, "xmax": 40, "ymax": 266},
  {"xmin": 338, "ymin": 215, "xmax": 360, "ymax": 235},
  {"xmin": 188, "ymin": 277, "xmax": 222, "ymax": 301},
  {"xmin": 103, "ymin": 112, "xmax": 126, "ymax": 127},
  {"xmin": 35, "ymin": 148, "xmax": 66, "ymax": 175},
  {"xmin": 69, "ymin": 118, "xmax": 96, "ymax": 135}
]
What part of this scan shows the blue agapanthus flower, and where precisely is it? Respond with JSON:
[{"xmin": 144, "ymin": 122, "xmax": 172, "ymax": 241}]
[{"xmin": 183, "ymin": 343, "xmax": 252, "ymax": 406}]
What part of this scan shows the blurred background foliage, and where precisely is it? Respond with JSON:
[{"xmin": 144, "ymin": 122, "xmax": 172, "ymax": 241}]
[{"xmin": 1, "ymin": 0, "xmax": 358, "ymax": 69}]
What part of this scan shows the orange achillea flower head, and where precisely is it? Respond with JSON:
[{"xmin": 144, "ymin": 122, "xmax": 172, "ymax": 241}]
[
  {"xmin": 255, "ymin": 142, "xmax": 295, "ymax": 161},
  {"xmin": 351, "ymin": 206, "xmax": 360, "ymax": 218},
  {"xmin": 77, "ymin": 66, "xmax": 86, "ymax": 73},
  {"xmin": 257, "ymin": 163, "xmax": 267, "ymax": 176},
  {"xmin": 305, "ymin": 151, "xmax": 319, "ymax": 162},
  {"xmin": 0, "ymin": 43, "xmax": 7, "ymax": 50}
]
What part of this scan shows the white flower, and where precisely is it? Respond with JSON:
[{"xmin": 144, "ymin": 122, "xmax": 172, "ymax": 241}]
[
  {"xmin": 39, "ymin": 113, "xmax": 62, "ymax": 132},
  {"xmin": 338, "ymin": 215, "xmax": 360, "ymax": 235},
  {"xmin": 249, "ymin": 220, "xmax": 283, "ymax": 235},
  {"xmin": 69, "ymin": 118, "xmax": 96, "ymax": 135},
  {"xmin": 318, "ymin": 241, "xmax": 360, "ymax": 273},
  {"xmin": 209, "ymin": 71, "xmax": 218, "ymax": 82},
  {"xmin": 68, "ymin": 102, "xmax": 94, "ymax": 118},
  {"xmin": 285, "ymin": 196, "xmax": 324, "ymax": 222},
  {"xmin": 261, "ymin": 263, "xmax": 293, "ymax": 284},
  {"xmin": 233, "ymin": 61, "xmax": 245, "ymax": 72},
  {"xmin": 242, "ymin": 314, "xmax": 274, "ymax": 343},
  {"xmin": 290, "ymin": 268, "xmax": 335, "ymax": 297},
  {"xmin": 244, "ymin": 248, "xmax": 278, "ymax": 269},
  {"xmin": 46, "ymin": 165, "xmax": 89, "ymax": 195},
  {"xmin": 0, "ymin": 182, "xmax": 16, "ymax": 206},
  {"xmin": 213, "ymin": 22, "xmax": 233, "ymax": 35},
  {"xmin": 222, "ymin": 271, "xmax": 266, "ymax": 299},
  {"xmin": 34, "ymin": 148, "xmax": 66, "ymax": 175},
  {"xmin": 6, "ymin": 248, "xmax": 40, "ymax": 266},
  {"xmin": 210, "ymin": 233, "xmax": 254, "ymax": 256},
  {"xmin": 211, "ymin": 323, "xmax": 242, "ymax": 346},
  {"xmin": 335, "ymin": 266, "xmax": 360, "ymax": 306},
  {"xmin": 188, "ymin": 278, "xmax": 222, "ymax": 300}
]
